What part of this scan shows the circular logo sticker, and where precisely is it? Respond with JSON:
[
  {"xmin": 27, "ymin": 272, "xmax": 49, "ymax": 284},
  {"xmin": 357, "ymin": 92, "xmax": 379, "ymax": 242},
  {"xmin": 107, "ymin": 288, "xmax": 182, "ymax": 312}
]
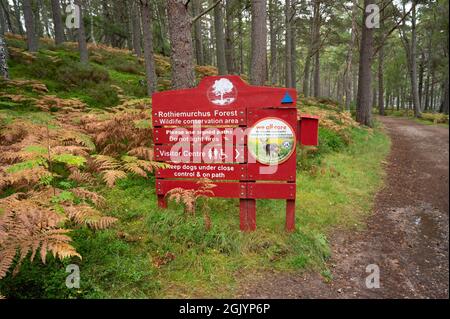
[
  {"xmin": 248, "ymin": 118, "xmax": 296, "ymax": 165},
  {"xmin": 207, "ymin": 78, "xmax": 237, "ymax": 106}
]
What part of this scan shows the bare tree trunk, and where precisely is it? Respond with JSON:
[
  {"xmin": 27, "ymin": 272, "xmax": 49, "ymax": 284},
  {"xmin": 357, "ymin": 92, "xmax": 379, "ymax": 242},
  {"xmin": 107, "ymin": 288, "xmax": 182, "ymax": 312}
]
[
  {"xmin": 139, "ymin": 0, "xmax": 157, "ymax": 94},
  {"xmin": 0, "ymin": 34, "xmax": 9, "ymax": 79},
  {"xmin": 302, "ymin": 20, "xmax": 313, "ymax": 96},
  {"xmin": 238, "ymin": 6, "xmax": 245, "ymax": 74},
  {"xmin": 269, "ymin": 0, "xmax": 277, "ymax": 85},
  {"xmin": 34, "ymin": 0, "xmax": 43, "ymax": 38},
  {"xmin": 378, "ymin": 47, "xmax": 385, "ymax": 115},
  {"xmin": 131, "ymin": 0, "xmax": 142, "ymax": 57},
  {"xmin": 101, "ymin": 0, "xmax": 112, "ymax": 46},
  {"xmin": 12, "ymin": 0, "xmax": 24, "ymax": 35},
  {"xmin": 51, "ymin": 0, "xmax": 65, "ymax": 45},
  {"xmin": 37, "ymin": 0, "xmax": 50, "ymax": 37},
  {"xmin": 378, "ymin": 2, "xmax": 385, "ymax": 116},
  {"xmin": 372, "ymin": 86, "xmax": 377, "ymax": 109},
  {"xmin": 87, "ymin": 0, "xmax": 97, "ymax": 46},
  {"xmin": 75, "ymin": 0, "xmax": 88, "ymax": 64},
  {"xmin": 0, "ymin": 0, "xmax": 14, "ymax": 34},
  {"xmin": 167, "ymin": 0, "xmax": 195, "ymax": 89},
  {"xmin": 441, "ymin": 74, "xmax": 449, "ymax": 114},
  {"xmin": 397, "ymin": 90, "xmax": 400, "ymax": 110},
  {"xmin": 0, "ymin": 2, "xmax": 6, "ymax": 35},
  {"xmin": 401, "ymin": 1, "xmax": 421, "ymax": 118},
  {"xmin": 356, "ymin": 0, "xmax": 374, "ymax": 127},
  {"xmin": 312, "ymin": 0, "xmax": 321, "ymax": 97},
  {"xmin": 291, "ymin": 21, "xmax": 297, "ymax": 89},
  {"xmin": 154, "ymin": 0, "xmax": 169, "ymax": 56},
  {"xmin": 285, "ymin": 0, "xmax": 292, "ymax": 88},
  {"xmin": 238, "ymin": 6, "xmax": 244, "ymax": 74},
  {"xmin": 344, "ymin": 0, "xmax": 357, "ymax": 110},
  {"xmin": 418, "ymin": 50, "xmax": 425, "ymax": 108},
  {"xmin": 214, "ymin": 1, "xmax": 227, "ymax": 75},
  {"xmin": 250, "ymin": 0, "xmax": 267, "ymax": 85},
  {"xmin": 353, "ymin": 65, "xmax": 358, "ymax": 104},
  {"xmin": 409, "ymin": 1, "xmax": 421, "ymax": 117},
  {"xmin": 23, "ymin": 0, "xmax": 38, "ymax": 52},
  {"xmin": 225, "ymin": 0, "xmax": 235, "ymax": 74},
  {"xmin": 192, "ymin": 0, "xmax": 204, "ymax": 65}
]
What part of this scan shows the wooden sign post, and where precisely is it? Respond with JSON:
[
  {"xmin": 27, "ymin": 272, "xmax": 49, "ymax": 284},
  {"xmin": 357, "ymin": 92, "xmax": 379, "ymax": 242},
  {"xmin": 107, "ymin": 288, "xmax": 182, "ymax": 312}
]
[{"xmin": 153, "ymin": 76, "xmax": 318, "ymax": 232}]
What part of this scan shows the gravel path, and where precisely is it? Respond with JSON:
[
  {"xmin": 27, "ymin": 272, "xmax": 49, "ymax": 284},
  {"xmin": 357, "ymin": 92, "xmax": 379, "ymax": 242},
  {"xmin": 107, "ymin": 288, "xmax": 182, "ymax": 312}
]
[{"xmin": 239, "ymin": 117, "xmax": 449, "ymax": 299}]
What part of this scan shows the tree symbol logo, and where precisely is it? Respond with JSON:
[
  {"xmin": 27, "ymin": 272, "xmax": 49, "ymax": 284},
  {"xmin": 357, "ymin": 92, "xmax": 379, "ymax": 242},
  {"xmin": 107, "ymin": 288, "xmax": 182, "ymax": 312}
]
[{"xmin": 207, "ymin": 78, "xmax": 237, "ymax": 106}]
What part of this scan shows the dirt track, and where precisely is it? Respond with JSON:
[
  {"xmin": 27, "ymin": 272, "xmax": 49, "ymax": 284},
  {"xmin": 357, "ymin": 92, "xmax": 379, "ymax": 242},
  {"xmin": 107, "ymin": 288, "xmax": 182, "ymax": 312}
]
[{"xmin": 240, "ymin": 117, "xmax": 449, "ymax": 299}]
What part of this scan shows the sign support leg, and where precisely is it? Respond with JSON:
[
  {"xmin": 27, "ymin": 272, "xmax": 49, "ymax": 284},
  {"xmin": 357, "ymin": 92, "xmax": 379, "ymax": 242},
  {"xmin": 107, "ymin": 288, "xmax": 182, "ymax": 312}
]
[
  {"xmin": 158, "ymin": 194, "xmax": 167, "ymax": 209},
  {"xmin": 286, "ymin": 199, "xmax": 295, "ymax": 232},
  {"xmin": 240, "ymin": 199, "xmax": 256, "ymax": 232}
]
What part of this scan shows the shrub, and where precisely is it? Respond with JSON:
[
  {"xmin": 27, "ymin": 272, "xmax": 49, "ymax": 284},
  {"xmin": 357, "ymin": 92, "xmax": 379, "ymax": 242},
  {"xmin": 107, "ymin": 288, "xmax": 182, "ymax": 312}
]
[
  {"xmin": 421, "ymin": 112, "xmax": 449, "ymax": 124},
  {"xmin": 56, "ymin": 63, "xmax": 110, "ymax": 89},
  {"xmin": 28, "ymin": 56, "xmax": 60, "ymax": 79},
  {"xmin": 318, "ymin": 127, "xmax": 346, "ymax": 153},
  {"xmin": 114, "ymin": 62, "xmax": 142, "ymax": 75},
  {"xmin": 84, "ymin": 83, "xmax": 120, "ymax": 108}
]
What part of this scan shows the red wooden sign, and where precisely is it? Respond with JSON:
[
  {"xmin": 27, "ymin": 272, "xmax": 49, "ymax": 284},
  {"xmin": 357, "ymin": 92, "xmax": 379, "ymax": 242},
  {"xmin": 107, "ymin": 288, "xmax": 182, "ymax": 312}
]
[{"xmin": 153, "ymin": 75, "xmax": 319, "ymax": 232}]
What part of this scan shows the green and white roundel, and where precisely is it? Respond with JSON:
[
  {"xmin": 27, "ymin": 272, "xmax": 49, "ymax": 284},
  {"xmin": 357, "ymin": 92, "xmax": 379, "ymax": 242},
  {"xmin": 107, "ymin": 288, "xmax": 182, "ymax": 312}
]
[{"xmin": 248, "ymin": 118, "xmax": 296, "ymax": 165}]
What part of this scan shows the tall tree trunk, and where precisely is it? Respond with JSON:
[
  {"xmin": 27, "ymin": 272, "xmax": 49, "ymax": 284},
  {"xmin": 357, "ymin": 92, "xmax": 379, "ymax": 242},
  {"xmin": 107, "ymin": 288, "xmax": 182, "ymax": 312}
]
[
  {"xmin": 51, "ymin": 0, "xmax": 65, "ymax": 45},
  {"xmin": 344, "ymin": 0, "xmax": 357, "ymax": 110},
  {"xmin": 372, "ymin": 86, "xmax": 377, "ymax": 109},
  {"xmin": 312, "ymin": 0, "xmax": 321, "ymax": 97},
  {"xmin": 441, "ymin": 74, "xmax": 449, "ymax": 114},
  {"xmin": 238, "ymin": 5, "xmax": 244, "ymax": 74},
  {"xmin": 378, "ymin": 2, "xmax": 385, "ymax": 115},
  {"xmin": 87, "ymin": 0, "xmax": 97, "ymax": 45},
  {"xmin": 34, "ymin": 0, "xmax": 43, "ymax": 38},
  {"xmin": 12, "ymin": 0, "xmax": 24, "ymax": 35},
  {"xmin": 0, "ymin": 2, "xmax": 6, "ymax": 35},
  {"xmin": 401, "ymin": 1, "xmax": 421, "ymax": 118},
  {"xmin": 38, "ymin": 0, "xmax": 51, "ymax": 37},
  {"xmin": 378, "ymin": 46, "xmax": 385, "ymax": 115},
  {"xmin": 167, "ymin": 0, "xmax": 195, "ymax": 89},
  {"xmin": 302, "ymin": 19, "xmax": 313, "ymax": 96},
  {"xmin": 353, "ymin": 65, "xmax": 358, "ymax": 104},
  {"xmin": 291, "ymin": 21, "xmax": 296, "ymax": 89},
  {"xmin": 396, "ymin": 90, "xmax": 400, "ymax": 110},
  {"xmin": 430, "ymin": 68, "xmax": 435, "ymax": 110},
  {"xmin": 0, "ymin": 34, "xmax": 9, "ymax": 79},
  {"xmin": 410, "ymin": 1, "xmax": 421, "ymax": 117},
  {"xmin": 23, "ymin": 0, "xmax": 38, "ymax": 52},
  {"xmin": 139, "ymin": 0, "xmax": 157, "ymax": 94},
  {"xmin": 131, "ymin": 0, "xmax": 142, "ymax": 57},
  {"xmin": 250, "ymin": 0, "xmax": 267, "ymax": 85},
  {"xmin": 154, "ymin": 0, "xmax": 169, "ymax": 56},
  {"xmin": 284, "ymin": 0, "xmax": 292, "ymax": 88},
  {"xmin": 192, "ymin": 0, "xmax": 204, "ymax": 65},
  {"xmin": 101, "ymin": 0, "xmax": 112, "ymax": 46},
  {"xmin": 356, "ymin": 0, "xmax": 374, "ymax": 127},
  {"xmin": 424, "ymin": 29, "xmax": 433, "ymax": 111},
  {"xmin": 225, "ymin": 0, "xmax": 235, "ymax": 74},
  {"xmin": 75, "ymin": 0, "xmax": 88, "ymax": 64},
  {"xmin": 418, "ymin": 50, "xmax": 425, "ymax": 108},
  {"xmin": 269, "ymin": 0, "xmax": 277, "ymax": 85},
  {"xmin": 0, "ymin": 0, "xmax": 14, "ymax": 34},
  {"xmin": 214, "ymin": 1, "xmax": 227, "ymax": 75}
]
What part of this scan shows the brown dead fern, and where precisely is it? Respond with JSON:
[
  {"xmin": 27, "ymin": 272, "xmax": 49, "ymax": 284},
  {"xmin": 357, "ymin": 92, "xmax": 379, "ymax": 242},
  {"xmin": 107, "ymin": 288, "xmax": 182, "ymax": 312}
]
[
  {"xmin": 0, "ymin": 200, "xmax": 81, "ymax": 280},
  {"xmin": 165, "ymin": 179, "xmax": 216, "ymax": 216}
]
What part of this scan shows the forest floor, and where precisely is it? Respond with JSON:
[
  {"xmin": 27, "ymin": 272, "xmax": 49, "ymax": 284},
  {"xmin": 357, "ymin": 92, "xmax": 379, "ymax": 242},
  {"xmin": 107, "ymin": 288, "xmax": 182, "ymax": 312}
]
[
  {"xmin": 239, "ymin": 116, "xmax": 449, "ymax": 299},
  {"xmin": 1, "ymin": 35, "xmax": 392, "ymax": 298}
]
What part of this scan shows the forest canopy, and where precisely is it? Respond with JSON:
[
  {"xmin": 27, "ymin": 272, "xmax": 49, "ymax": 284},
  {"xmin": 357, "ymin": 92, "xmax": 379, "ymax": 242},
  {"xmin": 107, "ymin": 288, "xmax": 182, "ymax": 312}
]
[{"xmin": 0, "ymin": 0, "xmax": 448, "ymax": 125}]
